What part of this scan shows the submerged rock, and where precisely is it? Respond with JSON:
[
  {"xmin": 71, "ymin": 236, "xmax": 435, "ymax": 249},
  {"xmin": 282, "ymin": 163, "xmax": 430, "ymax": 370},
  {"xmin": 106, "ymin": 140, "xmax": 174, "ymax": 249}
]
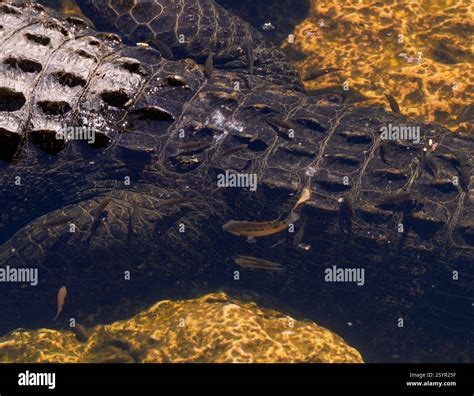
[{"xmin": 0, "ymin": 292, "xmax": 363, "ymax": 363}]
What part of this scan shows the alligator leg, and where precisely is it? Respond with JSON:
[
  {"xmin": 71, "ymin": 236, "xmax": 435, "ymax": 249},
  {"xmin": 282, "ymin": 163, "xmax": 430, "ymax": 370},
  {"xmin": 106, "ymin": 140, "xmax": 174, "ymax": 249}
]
[{"xmin": 0, "ymin": 189, "xmax": 221, "ymax": 332}]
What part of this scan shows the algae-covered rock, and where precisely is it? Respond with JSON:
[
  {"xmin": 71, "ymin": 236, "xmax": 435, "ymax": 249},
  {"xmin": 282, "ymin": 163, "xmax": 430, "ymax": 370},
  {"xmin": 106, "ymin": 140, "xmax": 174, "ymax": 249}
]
[
  {"xmin": 285, "ymin": 0, "xmax": 473, "ymax": 131},
  {"xmin": 0, "ymin": 293, "xmax": 363, "ymax": 363}
]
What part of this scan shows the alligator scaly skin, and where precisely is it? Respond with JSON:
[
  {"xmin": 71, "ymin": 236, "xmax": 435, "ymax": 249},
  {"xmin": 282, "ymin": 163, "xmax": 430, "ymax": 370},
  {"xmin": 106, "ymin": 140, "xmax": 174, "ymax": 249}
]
[{"xmin": 0, "ymin": 1, "xmax": 472, "ymax": 360}]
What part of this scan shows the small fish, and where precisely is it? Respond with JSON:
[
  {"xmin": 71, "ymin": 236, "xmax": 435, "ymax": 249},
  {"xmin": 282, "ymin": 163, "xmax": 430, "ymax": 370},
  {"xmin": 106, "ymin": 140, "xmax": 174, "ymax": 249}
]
[
  {"xmin": 377, "ymin": 192, "xmax": 413, "ymax": 206},
  {"xmin": 373, "ymin": 168, "xmax": 407, "ymax": 181},
  {"xmin": 307, "ymin": 86, "xmax": 367, "ymax": 104},
  {"xmin": 245, "ymin": 38, "xmax": 254, "ymax": 79},
  {"xmin": 431, "ymin": 45, "xmax": 457, "ymax": 65},
  {"xmin": 178, "ymin": 141, "xmax": 211, "ymax": 154},
  {"xmin": 246, "ymin": 103, "xmax": 278, "ymax": 114},
  {"xmin": 223, "ymin": 210, "xmax": 300, "ymax": 238},
  {"xmin": 128, "ymin": 201, "xmax": 141, "ymax": 237},
  {"xmin": 294, "ymin": 186, "xmax": 312, "ymax": 210},
  {"xmin": 72, "ymin": 323, "xmax": 90, "ymax": 343},
  {"xmin": 279, "ymin": 145, "xmax": 315, "ymax": 158},
  {"xmin": 339, "ymin": 195, "xmax": 356, "ymax": 220},
  {"xmin": 40, "ymin": 215, "xmax": 74, "ymax": 228},
  {"xmin": 384, "ymin": 94, "xmax": 401, "ymax": 114},
  {"xmin": 159, "ymin": 197, "xmax": 193, "ymax": 207},
  {"xmin": 270, "ymin": 239, "xmax": 285, "ymax": 248},
  {"xmin": 293, "ymin": 219, "xmax": 307, "ymax": 247},
  {"xmin": 303, "ymin": 67, "xmax": 342, "ymax": 81},
  {"xmin": 456, "ymin": 163, "xmax": 471, "ymax": 192},
  {"xmin": 438, "ymin": 152, "xmax": 471, "ymax": 192},
  {"xmin": 234, "ymin": 255, "xmax": 284, "ymax": 272},
  {"xmin": 379, "ymin": 142, "xmax": 388, "ymax": 164},
  {"xmin": 297, "ymin": 243, "xmax": 311, "ymax": 251},
  {"xmin": 326, "ymin": 153, "xmax": 359, "ymax": 166},
  {"xmin": 266, "ymin": 117, "xmax": 295, "ymax": 131},
  {"xmin": 221, "ymin": 144, "xmax": 247, "ymax": 157},
  {"xmin": 53, "ymin": 286, "xmax": 67, "ymax": 321},
  {"xmin": 436, "ymin": 153, "xmax": 461, "ymax": 167},
  {"xmin": 86, "ymin": 196, "xmax": 112, "ymax": 242},
  {"xmin": 457, "ymin": 103, "xmax": 474, "ymax": 122},
  {"xmin": 155, "ymin": 39, "xmax": 174, "ymax": 60},
  {"xmin": 204, "ymin": 51, "xmax": 214, "ymax": 78},
  {"xmin": 424, "ymin": 156, "xmax": 439, "ymax": 177}
]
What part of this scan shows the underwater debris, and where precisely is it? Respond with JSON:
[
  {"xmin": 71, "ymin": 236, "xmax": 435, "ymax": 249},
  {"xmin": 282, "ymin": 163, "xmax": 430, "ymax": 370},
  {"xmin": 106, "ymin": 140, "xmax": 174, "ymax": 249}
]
[
  {"xmin": 234, "ymin": 255, "xmax": 285, "ymax": 272},
  {"xmin": 270, "ymin": 239, "xmax": 286, "ymax": 248},
  {"xmin": 262, "ymin": 22, "xmax": 275, "ymax": 31}
]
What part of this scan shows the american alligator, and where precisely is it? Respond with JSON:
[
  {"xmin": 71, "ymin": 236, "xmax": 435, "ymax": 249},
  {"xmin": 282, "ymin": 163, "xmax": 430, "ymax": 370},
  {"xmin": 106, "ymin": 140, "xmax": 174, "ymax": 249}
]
[{"xmin": 0, "ymin": 0, "xmax": 472, "ymax": 361}]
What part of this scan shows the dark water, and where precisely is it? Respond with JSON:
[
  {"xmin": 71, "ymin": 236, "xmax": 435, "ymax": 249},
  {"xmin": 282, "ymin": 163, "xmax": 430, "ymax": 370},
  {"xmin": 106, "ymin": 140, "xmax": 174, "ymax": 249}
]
[{"xmin": 0, "ymin": 0, "xmax": 472, "ymax": 363}]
